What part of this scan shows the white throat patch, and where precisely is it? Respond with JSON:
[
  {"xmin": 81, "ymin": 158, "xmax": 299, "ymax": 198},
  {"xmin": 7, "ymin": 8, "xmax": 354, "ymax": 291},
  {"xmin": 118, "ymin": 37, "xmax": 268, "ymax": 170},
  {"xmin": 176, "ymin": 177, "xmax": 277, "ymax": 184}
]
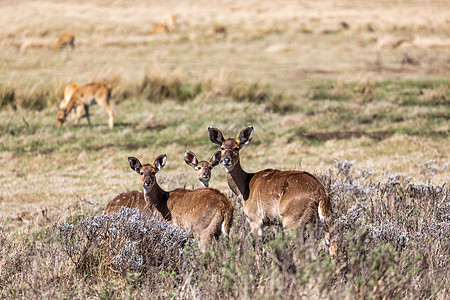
[{"xmin": 200, "ymin": 181, "xmax": 209, "ymax": 188}]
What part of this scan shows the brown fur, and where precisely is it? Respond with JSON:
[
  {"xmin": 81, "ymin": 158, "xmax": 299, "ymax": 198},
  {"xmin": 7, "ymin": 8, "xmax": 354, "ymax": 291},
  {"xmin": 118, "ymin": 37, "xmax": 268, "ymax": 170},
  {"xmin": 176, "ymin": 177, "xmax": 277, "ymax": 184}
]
[
  {"xmin": 58, "ymin": 83, "xmax": 79, "ymax": 120},
  {"xmin": 104, "ymin": 155, "xmax": 233, "ymax": 250},
  {"xmin": 209, "ymin": 126, "xmax": 338, "ymax": 256},
  {"xmin": 60, "ymin": 83, "xmax": 79, "ymax": 108},
  {"xmin": 184, "ymin": 150, "xmax": 221, "ymax": 188},
  {"xmin": 52, "ymin": 33, "xmax": 75, "ymax": 52},
  {"xmin": 56, "ymin": 82, "xmax": 114, "ymax": 129},
  {"xmin": 149, "ymin": 14, "xmax": 177, "ymax": 35},
  {"xmin": 149, "ymin": 24, "xmax": 170, "ymax": 34},
  {"xmin": 214, "ymin": 25, "xmax": 227, "ymax": 36}
]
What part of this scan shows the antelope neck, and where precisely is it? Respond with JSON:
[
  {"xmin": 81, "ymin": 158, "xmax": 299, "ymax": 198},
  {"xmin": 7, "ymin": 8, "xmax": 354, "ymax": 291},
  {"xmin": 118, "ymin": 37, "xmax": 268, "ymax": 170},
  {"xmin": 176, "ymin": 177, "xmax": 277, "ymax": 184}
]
[
  {"xmin": 226, "ymin": 161, "xmax": 254, "ymax": 201},
  {"xmin": 143, "ymin": 183, "xmax": 170, "ymax": 218}
]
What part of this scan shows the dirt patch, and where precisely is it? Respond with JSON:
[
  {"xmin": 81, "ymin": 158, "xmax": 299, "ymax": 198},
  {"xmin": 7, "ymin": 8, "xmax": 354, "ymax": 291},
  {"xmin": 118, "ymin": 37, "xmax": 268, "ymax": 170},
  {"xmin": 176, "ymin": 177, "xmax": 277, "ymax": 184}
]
[
  {"xmin": 85, "ymin": 143, "xmax": 115, "ymax": 151},
  {"xmin": 292, "ymin": 130, "xmax": 392, "ymax": 142},
  {"xmin": 290, "ymin": 68, "xmax": 334, "ymax": 79}
]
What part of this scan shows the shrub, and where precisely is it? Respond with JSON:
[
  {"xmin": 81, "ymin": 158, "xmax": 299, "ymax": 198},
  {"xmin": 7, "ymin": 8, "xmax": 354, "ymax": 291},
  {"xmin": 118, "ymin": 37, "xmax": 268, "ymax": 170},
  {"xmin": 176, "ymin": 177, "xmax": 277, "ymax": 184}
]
[
  {"xmin": 58, "ymin": 207, "xmax": 188, "ymax": 276},
  {"xmin": 1, "ymin": 164, "xmax": 448, "ymax": 299}
]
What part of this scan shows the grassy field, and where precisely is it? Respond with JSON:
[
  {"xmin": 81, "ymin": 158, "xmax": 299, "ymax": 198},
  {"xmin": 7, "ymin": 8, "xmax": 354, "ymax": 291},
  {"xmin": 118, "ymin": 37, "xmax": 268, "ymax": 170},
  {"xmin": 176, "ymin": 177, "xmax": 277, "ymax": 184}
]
[{"xmin": 0, "ymin": 0, "xmax": 449, "ymax": 298}]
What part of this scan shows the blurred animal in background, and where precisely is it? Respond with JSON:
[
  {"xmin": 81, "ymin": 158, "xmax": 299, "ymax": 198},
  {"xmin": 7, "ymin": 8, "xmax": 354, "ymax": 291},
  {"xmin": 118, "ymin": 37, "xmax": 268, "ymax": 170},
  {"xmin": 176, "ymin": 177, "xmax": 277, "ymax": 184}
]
[
  {"xmin": 52, "ymin": 33, "xmax": 75, "ymax": 52},
  {"xmin": 57, "ymin": 82, "xmax": 79, "ymax": 120},
  {"xmin": 59, "ymin": 83, "xmax": 79, "ymax": 110},
  {"xmin": 57, "ymin": 82, "xmax": 114, "ymax": 129},
  {"xmin": 149, "ymin": 14, "xmax": 177, "ymax": 34},
  {"xmin": 213, "ymin": 25, "xmax": 227, "ymax": 37}
]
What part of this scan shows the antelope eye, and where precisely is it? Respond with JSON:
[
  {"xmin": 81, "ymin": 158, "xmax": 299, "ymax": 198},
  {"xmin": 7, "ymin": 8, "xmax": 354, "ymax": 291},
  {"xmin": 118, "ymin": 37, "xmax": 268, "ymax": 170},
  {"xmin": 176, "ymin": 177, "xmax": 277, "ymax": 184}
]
[
  {"xmin": 220, "ymin": 147, "xmax": 224, "ymax": 150},
  {"xmin": 140, "ymin": 171, "xmax": 143, "ymax": 175}
]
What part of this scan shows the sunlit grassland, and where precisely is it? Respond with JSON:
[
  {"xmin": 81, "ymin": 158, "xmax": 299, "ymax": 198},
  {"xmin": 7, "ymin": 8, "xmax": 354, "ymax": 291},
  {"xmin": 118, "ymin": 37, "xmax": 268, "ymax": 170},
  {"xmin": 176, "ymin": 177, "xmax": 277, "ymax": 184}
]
[
  {"xmin": 0, "ymin": 78, "xmax": 447, "ymax": 217},
  {"xmin": 0, "ymin": 0, "xmax": 449, "ymax": 298}
]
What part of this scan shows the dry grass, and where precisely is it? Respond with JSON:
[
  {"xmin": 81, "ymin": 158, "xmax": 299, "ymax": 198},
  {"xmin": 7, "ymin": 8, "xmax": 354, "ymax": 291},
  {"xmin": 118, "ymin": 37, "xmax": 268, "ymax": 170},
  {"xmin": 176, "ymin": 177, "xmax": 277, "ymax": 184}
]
[
  {"xmin": 0, "ymin": 0, "xmax": 449, "ymax": 298},
  {"xmin": 1, "ymin": 0, "xmax": 449, "ymax": 92},
  {"xmin": 1, "ymin": 164, "xmax": 448, "ymax": 299}
]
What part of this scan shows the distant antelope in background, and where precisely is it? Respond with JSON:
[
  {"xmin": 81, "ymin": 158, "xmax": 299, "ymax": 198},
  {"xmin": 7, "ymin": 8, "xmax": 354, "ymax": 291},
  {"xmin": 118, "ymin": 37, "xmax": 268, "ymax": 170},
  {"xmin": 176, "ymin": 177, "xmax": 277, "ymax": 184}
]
[
  {"xmin": 213, "ymin": 25, "xmax": 227, "ymax": 36},
  {"xmin": 52, "ymin": 33, "xmax": 75, "ymax": 52},
  {"xmin": 208, "ymin": 126, "xmax": 338, "ymax": 256},
  {"xmin": 56, "ymin": 82, "xmax": 114, "ymax": 129},
  {"xmin": 149, "ymin": 14, "xmax": 177, "ymax": 34},
  {"xmin": 184, "ymin": 150, "xmax": 222, "ymax": 188},
  {"xmin": 105, "ymin": 155, "xmax": 233, "ymax": 250}
]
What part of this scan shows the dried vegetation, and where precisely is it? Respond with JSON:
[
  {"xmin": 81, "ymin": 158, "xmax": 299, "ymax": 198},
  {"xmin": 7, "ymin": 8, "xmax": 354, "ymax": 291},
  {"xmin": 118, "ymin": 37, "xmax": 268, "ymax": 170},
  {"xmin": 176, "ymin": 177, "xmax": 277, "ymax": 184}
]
[
  {"xmin": 0, "ymin": 0, "xmax": 449, "ymax": 298},
  {"xmin": 1, "ymin": 162, "xmax": 449, "ymax": 299}
]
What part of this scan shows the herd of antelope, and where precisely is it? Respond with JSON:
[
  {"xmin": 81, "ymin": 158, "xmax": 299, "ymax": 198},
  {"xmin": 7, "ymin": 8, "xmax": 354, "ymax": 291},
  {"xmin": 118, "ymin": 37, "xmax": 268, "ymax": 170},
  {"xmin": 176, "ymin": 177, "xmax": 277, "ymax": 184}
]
[
  {"xmin": 102, "ymin": 126, "xmax": 338, "ymax": 256},
  {"xmin": 55, "ymin": 82, "xmax": 337, "ymax": 255}
]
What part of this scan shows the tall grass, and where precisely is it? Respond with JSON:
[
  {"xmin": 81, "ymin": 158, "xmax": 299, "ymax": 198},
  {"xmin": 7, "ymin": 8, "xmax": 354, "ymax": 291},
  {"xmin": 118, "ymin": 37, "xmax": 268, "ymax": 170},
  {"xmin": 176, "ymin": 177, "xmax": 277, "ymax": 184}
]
[{"xmin": 0, "ymin": 74, "xmax": 282, "ymax": 110}]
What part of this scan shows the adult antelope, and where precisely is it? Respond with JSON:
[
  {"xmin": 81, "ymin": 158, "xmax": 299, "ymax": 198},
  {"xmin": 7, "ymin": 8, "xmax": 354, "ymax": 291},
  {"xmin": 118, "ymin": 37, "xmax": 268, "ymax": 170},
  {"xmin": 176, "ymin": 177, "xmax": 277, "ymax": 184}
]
[
  {"xmin": 52, "ymin": 33, "xmax": 75, "ymax": 52},
  {"xmin": 208, "ymin": 126, "xmax": 338, "ymax": 256},
  {"xmin": 104, "ymin": 155, "xmax": 233, "ymax": 250},
  {"xmin": 184, "ymin": 150, "xmax": 221, "ymax": 188},
  {"xmin": 149, "ymin": 14, "xmax": 177, "ymax": 34},
  {"xmin": 56, "ymin": 82, "xmax": 114, "ymax": 129}
]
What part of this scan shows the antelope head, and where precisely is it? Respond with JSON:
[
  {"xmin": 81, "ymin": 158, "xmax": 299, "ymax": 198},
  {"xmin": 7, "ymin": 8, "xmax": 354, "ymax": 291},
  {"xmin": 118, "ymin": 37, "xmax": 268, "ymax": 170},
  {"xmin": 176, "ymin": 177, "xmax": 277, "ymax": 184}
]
[
  {"xmin": 128, "ymin": 155, "xmax": 166, "ymax": 194},
  {"xmin": 184, "ymin": 150, "xmax": 221, "ymax": 187},
  {"xmin": 56, "ymin": 108, "xmax": 67, "ymax": 127},
  {"xmin": 208, "ymin": 126, "xmax": 253, "ymax": 172}
]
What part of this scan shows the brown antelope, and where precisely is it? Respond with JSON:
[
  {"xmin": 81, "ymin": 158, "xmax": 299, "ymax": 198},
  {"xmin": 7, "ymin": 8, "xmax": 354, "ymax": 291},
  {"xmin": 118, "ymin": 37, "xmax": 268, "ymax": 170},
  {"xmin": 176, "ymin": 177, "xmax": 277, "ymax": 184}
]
[
  {"xmin": 213, "ymin": 25, "xmax": 227, "ymax": 36},
  {"xmin": 56, "ymin": 82, "xmax": 114, "ymax": 129},
  {"xmin": 149, "ymin": 14, "xmax": 177, "ymax": 34},
  {"xmin": 104, "ymin": 155, "xmax": 233, "ymax": 250},
  {"xmin": 208, "ymin": 126, "xmax": 338, "ymax": 256},
  {"xmin": 184, "ymin": 150, "xmax": 222, "ymax": 188},
  {"xmin": 52, "ymin": 33, "xmax": 75, "ymax": 52}
]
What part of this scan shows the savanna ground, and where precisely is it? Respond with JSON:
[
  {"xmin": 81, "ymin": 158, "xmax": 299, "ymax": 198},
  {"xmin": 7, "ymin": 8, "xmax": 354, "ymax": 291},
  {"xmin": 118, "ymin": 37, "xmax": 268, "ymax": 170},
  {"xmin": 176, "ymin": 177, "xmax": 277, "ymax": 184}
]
[{"xmin": 0, "ymin": 0, "xmax": 449, "ymax": 298}]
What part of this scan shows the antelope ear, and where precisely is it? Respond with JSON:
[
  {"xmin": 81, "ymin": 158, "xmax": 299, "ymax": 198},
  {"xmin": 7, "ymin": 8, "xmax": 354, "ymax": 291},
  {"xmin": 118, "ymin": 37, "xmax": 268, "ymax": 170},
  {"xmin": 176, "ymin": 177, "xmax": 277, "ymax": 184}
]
[
  {"xmin": 128, "ymin": 157, "xmax": 142, "ymax": 174},
  {"xmin": 210, "ymin": 150, "xmax": 222, "ymax": 168},
  {"xmin": 208, "ymin": 127, "xmax": 225, "ymax": 147},
  {"xmin": 184, "ymin": 150, "xmax": 198, "ymax": 167},
  {"xmin": 154, "ymin": 154, "xmax": 167, "ymax": 172},
  {"xmin": 238, "ymin": 126, "xmax": 254, "ymax": 148}
]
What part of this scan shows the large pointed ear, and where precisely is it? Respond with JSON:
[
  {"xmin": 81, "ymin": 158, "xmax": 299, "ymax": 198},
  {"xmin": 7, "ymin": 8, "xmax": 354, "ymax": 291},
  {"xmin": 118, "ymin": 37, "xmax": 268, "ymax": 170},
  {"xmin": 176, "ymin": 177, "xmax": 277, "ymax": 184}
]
[
  {"xmin": 208, "ymin": 127, "xmax": 225, "ymax": 147},
  {"xmin": 154, "ymin": 154, "xmax": 167, "ymax": 173},
  {"xmin": 184, "ymin": 150, "xmax": 198, "ymax": 168},
  {"xmin": 128, "ymin": 157, "xmax": 142, "ymax": 174},
  {"xmin": 210, "ymin": 150, "xmax": 222, "ymax": 168},
  {"xmin": 238, "ymin": 126, "xmax": 254, "ymax": 148}
]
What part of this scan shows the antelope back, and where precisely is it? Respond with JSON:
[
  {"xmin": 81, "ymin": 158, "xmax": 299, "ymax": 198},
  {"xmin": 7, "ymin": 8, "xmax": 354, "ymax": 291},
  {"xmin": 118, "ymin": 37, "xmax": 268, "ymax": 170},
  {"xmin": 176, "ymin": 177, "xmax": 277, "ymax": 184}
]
[
  {"xmin": 104, "ymin": 191, "xmax": 148, "ymax": 214},
  {"xmin": 70, "ymin": 82, "xmax": 111, "ymax": 104},
  {"xmin": 248, "ymin": 169, "xmax": 328, "ymax": 226},
  {"xmin": 166, "ymin": 188, "xmax": 233, "ymax": 236}
]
